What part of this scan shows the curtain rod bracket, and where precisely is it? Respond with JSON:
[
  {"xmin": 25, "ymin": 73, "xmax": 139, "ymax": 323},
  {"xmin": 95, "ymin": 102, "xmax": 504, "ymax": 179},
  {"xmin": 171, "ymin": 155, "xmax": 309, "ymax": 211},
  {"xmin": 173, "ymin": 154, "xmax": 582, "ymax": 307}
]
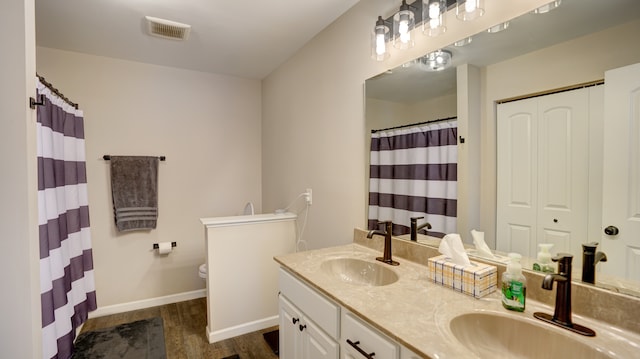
[
  {"xmin": 29, "ymin": 95, "xmax": 45, "ymax": 109},
  {"xmin": 459, "ymin": 136, "xmax": 465, "ymax": 143}
]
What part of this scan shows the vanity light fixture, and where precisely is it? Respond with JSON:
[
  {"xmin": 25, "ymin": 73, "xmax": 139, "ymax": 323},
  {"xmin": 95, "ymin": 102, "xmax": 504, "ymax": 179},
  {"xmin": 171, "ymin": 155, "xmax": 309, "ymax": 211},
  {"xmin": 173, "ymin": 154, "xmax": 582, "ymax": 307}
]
[
  {"xmin": 393, "ymin": 0, "xmax": 416, "ymax": 49},
  {"xmin": 456, "ymin": 0, "xmax": 484, "ymax": 21},
  {"xmin": 372, "ymin": 16, "xmax": 391, "ymax": 61},
  {"xmin": 533, "ymin": 0, "xmax": 561, "ymax": 14},
  {"xmin": 487, "ymin": 21, "xmax": 509, "ymax": 33},
  {"xmin": 421, "ymin": 49, "xmax": 452, "ymax": 71},
  {"xmin": 423, "ymin": 0, "xmax": 447, "ymax": 37}
]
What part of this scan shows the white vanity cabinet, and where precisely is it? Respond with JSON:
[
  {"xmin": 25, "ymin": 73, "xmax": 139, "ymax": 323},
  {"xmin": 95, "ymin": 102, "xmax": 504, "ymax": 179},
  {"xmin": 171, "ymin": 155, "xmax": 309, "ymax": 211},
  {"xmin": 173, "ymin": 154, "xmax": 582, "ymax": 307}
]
[
  {"xmin": 278, "ymin": 267, "xmax": 425, "ymax": 359},
  {"xmin": 279, "ymin": 268, "xmax": 340, "ymax": 359}
]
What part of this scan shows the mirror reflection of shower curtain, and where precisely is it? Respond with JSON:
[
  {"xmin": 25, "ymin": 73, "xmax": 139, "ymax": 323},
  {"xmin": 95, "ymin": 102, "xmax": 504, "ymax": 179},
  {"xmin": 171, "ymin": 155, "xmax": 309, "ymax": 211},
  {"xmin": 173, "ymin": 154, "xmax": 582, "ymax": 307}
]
[
  {"xmin": 368, "ymin": 120, "xmax": 457, "ymax": 238},
  {"xmin": 36, "ymin": 78, "xmax": 97, "ymax": 359}
]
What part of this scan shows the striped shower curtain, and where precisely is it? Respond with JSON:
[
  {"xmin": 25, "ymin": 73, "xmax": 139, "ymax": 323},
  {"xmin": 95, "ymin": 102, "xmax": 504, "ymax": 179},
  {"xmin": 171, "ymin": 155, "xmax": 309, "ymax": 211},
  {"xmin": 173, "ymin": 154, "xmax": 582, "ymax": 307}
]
[
  {"xmin": 37, "ymin": 78, "xmax": 97, "ymax": 359},
  {"xmin": 368, "ymin": 120, "xmax": 458, "ymax": 238}
]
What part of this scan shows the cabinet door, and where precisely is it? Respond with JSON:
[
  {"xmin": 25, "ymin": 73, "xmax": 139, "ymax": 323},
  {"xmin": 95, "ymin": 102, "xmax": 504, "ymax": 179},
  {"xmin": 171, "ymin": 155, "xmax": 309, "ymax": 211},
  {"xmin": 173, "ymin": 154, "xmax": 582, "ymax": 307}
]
[
  {"xmin": 279, "ymin": 295, "xmax": 303, "ymax": 359},
  {"xmin": 303, "ymin": 318, "xmax": 340, "ymax": 359}
]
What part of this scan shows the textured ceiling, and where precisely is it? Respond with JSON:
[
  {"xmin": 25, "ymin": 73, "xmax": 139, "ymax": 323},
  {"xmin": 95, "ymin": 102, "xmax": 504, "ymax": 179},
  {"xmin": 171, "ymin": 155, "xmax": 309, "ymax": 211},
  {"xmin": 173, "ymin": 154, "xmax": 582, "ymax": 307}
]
[{"xmin": 35, "ymin": 0, "xmax": 360, "ymax": 79}]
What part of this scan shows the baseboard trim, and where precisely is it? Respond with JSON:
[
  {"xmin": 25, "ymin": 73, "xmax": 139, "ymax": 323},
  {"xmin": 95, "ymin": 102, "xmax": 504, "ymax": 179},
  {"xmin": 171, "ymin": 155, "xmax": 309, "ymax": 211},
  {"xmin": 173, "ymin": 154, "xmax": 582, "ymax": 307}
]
[
  {"xmin": 89, "ymin": 289, "xmax": 206, "ymax": 319},
  {"xmin": 207, "ymin": 315, "xmax": 279, "ymax": 343}
]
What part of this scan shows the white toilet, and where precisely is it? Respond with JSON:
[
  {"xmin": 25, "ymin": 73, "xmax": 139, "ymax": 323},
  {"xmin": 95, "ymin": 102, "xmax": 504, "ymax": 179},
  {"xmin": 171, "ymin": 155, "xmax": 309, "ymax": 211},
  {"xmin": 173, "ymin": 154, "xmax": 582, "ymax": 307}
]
[{"xmin": 198, "ymin": 202, "xmax": 255, "ymax": 280}]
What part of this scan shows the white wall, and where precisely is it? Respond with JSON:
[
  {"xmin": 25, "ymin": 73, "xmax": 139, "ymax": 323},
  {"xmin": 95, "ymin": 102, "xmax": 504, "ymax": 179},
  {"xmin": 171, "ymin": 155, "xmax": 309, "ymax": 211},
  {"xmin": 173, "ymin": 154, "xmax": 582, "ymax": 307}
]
[
  {"xmin": 479, "ymin": 19, "xmax": 640, "ymax": 247},
  {"xmin": 0, "ymin": 0, "xmax": 41, "ymax": 357},
  {"xmin": 262, "ymin": 0, "xmax": 550, "ymax": 250},
  {"xmin": 36, "ymin": 47, "xmax": 263, "ymax": 307}
]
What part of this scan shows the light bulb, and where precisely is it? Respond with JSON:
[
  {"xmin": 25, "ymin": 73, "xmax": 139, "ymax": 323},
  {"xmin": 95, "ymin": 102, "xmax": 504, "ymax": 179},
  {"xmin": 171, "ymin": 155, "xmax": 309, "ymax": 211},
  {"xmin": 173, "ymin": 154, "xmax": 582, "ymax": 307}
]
[
  {"xmin": 465, "ymin": 0, "xmax": 476, "ymax": 13},
  {"xmin": 376, "ymin": 33, "xmax": 386, "ymax": 55},
  {"xmin": 429, "ymin": 3, "xmax": 440, "ymax": 19}
]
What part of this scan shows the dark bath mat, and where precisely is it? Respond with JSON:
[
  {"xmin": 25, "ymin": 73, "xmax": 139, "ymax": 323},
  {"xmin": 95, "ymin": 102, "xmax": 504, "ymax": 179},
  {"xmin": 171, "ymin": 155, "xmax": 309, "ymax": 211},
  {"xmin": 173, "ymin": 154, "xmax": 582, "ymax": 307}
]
[
  {"xmin": 263, "ymin": 329, "xmax": 279, "ymax": 356},
  {"xmin": 72, "ymin": 317, "xmax": 166, "ymax": 359}
]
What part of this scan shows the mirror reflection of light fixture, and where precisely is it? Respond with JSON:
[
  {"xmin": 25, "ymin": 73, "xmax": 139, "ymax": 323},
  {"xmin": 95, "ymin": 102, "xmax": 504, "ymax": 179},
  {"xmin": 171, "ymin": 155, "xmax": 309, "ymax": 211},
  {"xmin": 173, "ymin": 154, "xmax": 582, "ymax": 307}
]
[
  {"xmin": 454, "ymin": 36, "xmax": 472, "ymax": 46},
  {"xmin": 423, "ymin": 0, "xmax": 447, "ymax": 37},
  {"xmin": 533, "ymin": 0, "xmax": 561, "ymax": 14},
  {"xmin": 487, "ymin": 21, "xmax": 509, "ymax": 33},
  {"xmin": 456, "ymin": 0, "xmax": 484, "ymax": 21},
  {"xmin": 393, "ymin": 0, "xmax": 416, "ymax": 49},
  {"xmin": 421, "ymin": 49, "xmax": 452, "ymax": 71},
  {"xmin": 371, "ymin": 16, "xmax": 391, "ymax": 61}
]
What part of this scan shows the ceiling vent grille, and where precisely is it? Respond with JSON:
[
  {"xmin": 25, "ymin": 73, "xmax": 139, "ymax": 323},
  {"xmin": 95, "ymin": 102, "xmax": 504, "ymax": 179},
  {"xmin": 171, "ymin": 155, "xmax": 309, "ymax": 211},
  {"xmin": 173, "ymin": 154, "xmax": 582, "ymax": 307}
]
[{"xmin": 145, "ymin": 16, "xmax": 191, "ymax": 40}]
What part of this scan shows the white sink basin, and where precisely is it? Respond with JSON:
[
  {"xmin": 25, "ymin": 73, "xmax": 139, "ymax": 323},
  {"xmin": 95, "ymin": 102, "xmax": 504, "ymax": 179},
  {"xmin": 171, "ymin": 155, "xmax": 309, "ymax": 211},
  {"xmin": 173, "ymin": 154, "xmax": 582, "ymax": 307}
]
[
  {"xmin": 320, "ymin": 258, "xmax": 399, "ymax": 287},
  {"xmin": 450, "ymin": 312, "xmax": 611, "ymax": 358}
]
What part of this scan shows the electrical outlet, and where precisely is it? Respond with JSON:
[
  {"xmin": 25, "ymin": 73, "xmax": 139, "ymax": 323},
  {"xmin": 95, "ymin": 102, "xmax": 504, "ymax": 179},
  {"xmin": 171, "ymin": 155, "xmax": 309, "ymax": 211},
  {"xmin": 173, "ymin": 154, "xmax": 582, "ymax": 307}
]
[{"xmin": 305, "ymin": 188, "xmax": 312, "ymax": 205}]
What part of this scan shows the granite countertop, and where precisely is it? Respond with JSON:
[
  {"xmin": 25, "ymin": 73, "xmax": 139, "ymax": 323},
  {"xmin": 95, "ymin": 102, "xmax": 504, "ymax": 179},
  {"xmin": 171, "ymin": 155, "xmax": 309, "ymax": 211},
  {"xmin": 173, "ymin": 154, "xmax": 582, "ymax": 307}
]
[{"xmin": 274, "ymin": 243, "xmax": 640, "ymax": 358}]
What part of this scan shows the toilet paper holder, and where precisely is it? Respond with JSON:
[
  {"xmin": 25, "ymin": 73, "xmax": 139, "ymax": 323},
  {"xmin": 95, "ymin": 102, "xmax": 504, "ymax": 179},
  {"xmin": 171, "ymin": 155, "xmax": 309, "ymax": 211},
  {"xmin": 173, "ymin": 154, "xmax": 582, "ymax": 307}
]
[{"xmin": 153, "ymin": 242, "xmax": 177, "ymax": 250}]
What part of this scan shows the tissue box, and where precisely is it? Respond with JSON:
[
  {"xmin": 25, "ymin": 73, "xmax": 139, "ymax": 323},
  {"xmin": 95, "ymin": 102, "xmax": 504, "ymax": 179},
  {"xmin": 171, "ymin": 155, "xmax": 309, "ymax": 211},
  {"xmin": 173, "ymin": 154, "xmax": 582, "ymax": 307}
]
[{"xmin": 427, "ymin": 255, "xmax": 497, "ymax": 298}]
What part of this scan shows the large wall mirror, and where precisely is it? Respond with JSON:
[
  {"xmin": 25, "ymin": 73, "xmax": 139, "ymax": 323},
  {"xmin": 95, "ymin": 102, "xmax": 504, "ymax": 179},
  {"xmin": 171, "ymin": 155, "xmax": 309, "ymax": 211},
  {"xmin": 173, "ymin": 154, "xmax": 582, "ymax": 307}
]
[{"xmin": 365, "ymin": 0, "xmax": 640, "ymax": 297}]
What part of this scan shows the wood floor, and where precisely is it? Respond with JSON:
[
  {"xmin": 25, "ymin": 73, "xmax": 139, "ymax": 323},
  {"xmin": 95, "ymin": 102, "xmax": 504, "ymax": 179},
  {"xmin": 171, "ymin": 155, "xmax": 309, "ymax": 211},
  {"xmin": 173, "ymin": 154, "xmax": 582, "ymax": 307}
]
[{"xmin": 78, "ymin": 297, "xmax": 279, "ymax": 359}]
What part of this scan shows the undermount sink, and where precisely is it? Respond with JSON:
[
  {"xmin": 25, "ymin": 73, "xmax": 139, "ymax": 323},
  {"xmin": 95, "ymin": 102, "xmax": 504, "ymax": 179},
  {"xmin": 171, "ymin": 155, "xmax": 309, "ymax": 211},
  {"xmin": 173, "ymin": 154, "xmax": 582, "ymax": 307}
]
[
  {"xmin": 320, "ymin": 258, "xmax": 399, "ymax": 287},
  {"xmin": 450, "ymin": 312, "xmax": 611, "ymax": 359}
]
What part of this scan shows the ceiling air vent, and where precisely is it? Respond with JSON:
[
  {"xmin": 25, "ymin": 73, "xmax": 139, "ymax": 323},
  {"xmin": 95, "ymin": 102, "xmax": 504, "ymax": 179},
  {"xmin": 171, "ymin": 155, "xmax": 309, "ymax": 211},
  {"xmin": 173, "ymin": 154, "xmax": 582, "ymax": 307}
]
[{"xmin": 145, "ymin": 16, "xmax": 191, "ymax": 40}]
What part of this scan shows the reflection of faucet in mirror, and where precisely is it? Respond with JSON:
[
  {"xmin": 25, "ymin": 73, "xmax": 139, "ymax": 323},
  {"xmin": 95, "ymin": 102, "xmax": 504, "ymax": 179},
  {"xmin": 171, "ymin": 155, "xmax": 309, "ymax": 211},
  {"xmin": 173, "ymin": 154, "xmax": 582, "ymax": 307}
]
[
  {"xmin": 534, "ymin": 254, "xmax": 596, "ymax": 336},
  {"xmin": 410, "ymin": 216, "xmax": 432, "ymax": 242},
  {"xmin": 367, "ymin": 221, "xmax": 400, "ymax": 266},
  {"xmin": 581, "ymin": 243, "xmax": 607, "ymax": 284}
]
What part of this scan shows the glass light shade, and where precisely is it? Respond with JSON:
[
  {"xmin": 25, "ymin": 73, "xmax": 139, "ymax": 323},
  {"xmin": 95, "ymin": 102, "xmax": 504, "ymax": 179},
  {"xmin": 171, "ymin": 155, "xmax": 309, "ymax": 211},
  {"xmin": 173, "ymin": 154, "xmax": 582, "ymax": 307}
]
[
  {"xmin": 393, "ymin": 0, "xmax": 415, "ymax": 49},
  {"xmin": 421, "ymin": 50, "xmax": 452, "ymax": 71},
  {"xmin": 423, "ymin": 0, "xmax": 447, "ymax": 37},
  {"xmin": 454, "ymin": 36, "xmax": 472, "ymax": 46},
  {"xmin": 371, "ymin": 16, "xmax": 390, "ymax": 61},
  {"xmin": 533, "ymin": 0, "xmax": 561, "ymax": 14},
  {"xmin": 487, "ymin": 21, "xmax": 509, "ymax": 33},
  {"xmin": 456, "ymin": 0, "xmax": 484, "ymax": 21}
]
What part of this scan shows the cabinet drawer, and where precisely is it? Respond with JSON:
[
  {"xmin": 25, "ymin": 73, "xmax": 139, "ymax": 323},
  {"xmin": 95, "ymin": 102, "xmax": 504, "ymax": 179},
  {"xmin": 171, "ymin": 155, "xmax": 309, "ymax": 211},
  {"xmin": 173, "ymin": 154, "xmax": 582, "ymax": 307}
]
[
  {"xmin": 279, "ymin": 268, "xmax": 340, "ymax": 339},
  {"xmin": 342, "ymin": 311, "xmax": 398, "ymax": 359}
]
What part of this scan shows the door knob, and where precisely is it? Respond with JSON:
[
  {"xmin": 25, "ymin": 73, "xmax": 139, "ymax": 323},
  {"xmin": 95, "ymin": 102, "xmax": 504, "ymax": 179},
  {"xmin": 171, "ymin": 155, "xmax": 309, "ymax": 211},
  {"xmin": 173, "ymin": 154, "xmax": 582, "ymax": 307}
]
[{"xmin": 604, "ymin": 226, "xmax": 619, "ymax": 236}]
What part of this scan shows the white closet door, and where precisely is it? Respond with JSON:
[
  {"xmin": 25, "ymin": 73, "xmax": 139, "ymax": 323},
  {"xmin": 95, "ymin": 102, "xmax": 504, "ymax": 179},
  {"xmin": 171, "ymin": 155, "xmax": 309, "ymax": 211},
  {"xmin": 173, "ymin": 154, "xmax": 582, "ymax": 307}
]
[
  {"xmin": 536, "ymin": 89, "xmax": 589, "ymax": 263},
  {"xmin": 602, "ymin": 63, "xmax": 640, "ymax": 281},
  {"xmin": 497, "ymin": 97, "xmax": 538, "ymax": 255},
  {"xmin": 497, "ymin": 88, "xmax": 590, "ymax": 260}
]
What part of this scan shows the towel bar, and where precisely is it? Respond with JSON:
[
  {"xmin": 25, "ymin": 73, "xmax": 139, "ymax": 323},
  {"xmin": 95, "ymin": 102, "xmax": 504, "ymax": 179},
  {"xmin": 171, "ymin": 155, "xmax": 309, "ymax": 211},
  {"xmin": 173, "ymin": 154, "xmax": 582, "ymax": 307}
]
[{"xmin": 103, "ymin": 155, "xmax": 166, "ymax": 161}]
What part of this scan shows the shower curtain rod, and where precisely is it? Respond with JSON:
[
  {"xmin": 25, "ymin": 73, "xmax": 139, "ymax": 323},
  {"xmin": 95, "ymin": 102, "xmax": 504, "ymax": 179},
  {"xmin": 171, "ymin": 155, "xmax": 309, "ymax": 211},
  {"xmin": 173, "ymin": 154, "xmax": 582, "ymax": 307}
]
[
  {"xmin": 371, "ymin": 116, "xmax": 457, "ymax": 134},
  {"xmin": 36, "ymin": 73, "xmax": 79, "ymax": 109}
]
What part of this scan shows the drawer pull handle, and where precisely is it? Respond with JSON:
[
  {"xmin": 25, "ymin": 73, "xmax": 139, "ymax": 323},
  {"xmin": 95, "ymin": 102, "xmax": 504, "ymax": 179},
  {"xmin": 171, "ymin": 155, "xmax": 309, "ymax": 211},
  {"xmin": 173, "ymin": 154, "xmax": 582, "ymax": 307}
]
[
  {"xmin": 346, "ymin": 339, "xmax": 375, "ymax": 358},
  {"xmin": 292, "ymin": 318, "xmax": 299, "ymax": 325},
  {"xmin": 299, "ymin": 324, "xmax": 307, "ymax": 332}
]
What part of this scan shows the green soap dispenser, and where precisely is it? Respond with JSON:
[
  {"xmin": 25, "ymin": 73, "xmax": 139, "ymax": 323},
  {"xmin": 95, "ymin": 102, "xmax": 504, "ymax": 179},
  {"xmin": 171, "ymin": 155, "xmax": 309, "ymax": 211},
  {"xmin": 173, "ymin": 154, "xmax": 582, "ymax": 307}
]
[{"xmin": 501, "ymin": 253, "xmax": 526, "ymax": 312}]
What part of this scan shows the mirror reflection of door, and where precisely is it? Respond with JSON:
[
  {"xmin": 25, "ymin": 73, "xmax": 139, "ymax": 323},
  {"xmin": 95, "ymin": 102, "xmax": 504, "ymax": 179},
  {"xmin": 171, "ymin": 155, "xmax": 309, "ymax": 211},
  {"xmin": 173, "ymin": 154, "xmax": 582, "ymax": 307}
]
[
  {"xmin": 496, "ymin": 86, "xmax": 601, "ymax": 272},
  {"xmin": 602, "ymin": 62, "xmax": 640, "ymax": 281}
]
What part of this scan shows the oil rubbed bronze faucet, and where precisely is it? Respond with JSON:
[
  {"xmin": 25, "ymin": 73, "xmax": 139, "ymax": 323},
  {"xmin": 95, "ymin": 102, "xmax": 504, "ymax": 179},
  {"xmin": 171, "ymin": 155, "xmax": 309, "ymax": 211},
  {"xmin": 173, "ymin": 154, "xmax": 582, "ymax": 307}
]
[
  {"xmin": 367, "ymin": 221, "xmax": 399, "ymax": 266},
  {"xmin": 410, "ymin": 216, "xmax": 432, "ymax": 242},
  {"xmin": 533, "ymin": 254, "xmax": 595, "ymax": 336},
  {"xmin": 581, "ymin": 242, "xmax": 607, "ymax": 284}
]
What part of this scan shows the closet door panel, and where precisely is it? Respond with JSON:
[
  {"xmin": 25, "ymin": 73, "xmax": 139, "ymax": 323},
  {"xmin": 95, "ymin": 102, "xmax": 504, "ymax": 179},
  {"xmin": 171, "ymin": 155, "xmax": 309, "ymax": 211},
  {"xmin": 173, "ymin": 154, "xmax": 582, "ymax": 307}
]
[
  {"xmin": 497, "ymin": 98, "xmax": 537, "ymax": 255},
  {"xmin": 537, "ymin": 89, "xmax": 589, "ymax": 265}
]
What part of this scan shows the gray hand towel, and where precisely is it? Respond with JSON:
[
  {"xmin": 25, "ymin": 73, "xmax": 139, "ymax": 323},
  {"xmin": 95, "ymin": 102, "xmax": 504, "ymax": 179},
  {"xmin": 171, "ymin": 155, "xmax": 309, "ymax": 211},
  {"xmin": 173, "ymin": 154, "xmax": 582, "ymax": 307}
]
[{"xmin": 110, "ymin": 156, "xmax": 159, "ymax": 232}]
